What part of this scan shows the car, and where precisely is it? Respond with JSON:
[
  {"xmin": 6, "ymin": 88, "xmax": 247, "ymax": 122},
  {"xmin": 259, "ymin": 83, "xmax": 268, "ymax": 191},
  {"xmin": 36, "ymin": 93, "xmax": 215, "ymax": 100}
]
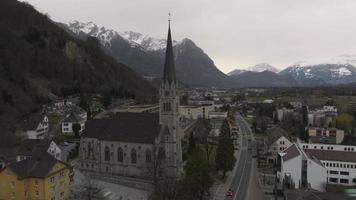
[{"xmin": 226, "ymin": 189, "xmax": 234, "ymax": 198}]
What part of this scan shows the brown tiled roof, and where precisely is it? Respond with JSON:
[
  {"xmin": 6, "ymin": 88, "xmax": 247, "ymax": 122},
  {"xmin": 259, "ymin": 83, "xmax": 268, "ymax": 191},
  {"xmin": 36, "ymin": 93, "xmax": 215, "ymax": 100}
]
[
  {"xmin": 304, "ymin": 149, "xmax": 356, "ymax": 163},
  {"xmin": 281, "ymin": 144, "xmax": 300, "ymax": 162},
  {"xmin": 267, "ymin": 127, "xmax": 289, "ymax": 146}
]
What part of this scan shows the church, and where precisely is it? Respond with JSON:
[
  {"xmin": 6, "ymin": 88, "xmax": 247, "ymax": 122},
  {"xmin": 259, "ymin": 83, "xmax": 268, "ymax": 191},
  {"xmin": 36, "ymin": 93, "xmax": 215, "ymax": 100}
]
[{"xmin": 79, "ymin": 22, "xmax": 183, "ymax": 178}]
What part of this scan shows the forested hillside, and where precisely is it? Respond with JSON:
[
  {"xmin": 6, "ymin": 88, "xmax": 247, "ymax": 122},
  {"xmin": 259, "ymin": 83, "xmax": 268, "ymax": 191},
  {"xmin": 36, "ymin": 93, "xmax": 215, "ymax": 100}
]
[{"xmin": 0, "ymin": 0, "xmax": 156, "ymax": 146}]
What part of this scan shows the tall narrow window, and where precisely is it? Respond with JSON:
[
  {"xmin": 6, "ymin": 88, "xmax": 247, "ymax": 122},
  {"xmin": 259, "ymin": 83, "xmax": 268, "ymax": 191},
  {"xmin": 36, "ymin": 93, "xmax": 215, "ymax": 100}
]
[
  {"xmin": 146, "ymin": 149, "xmax": 152, "ymax": 163},
  {"xmin": 131, "ymin": 148, "xmax": 137, "ymax": 164},
  {"xmin": 117, "ymin": 147, "xmax": 123, "ymax": 162},
  {"xmin": 104, "ymin": 146, "xmax": 110, "ymax": 161}
]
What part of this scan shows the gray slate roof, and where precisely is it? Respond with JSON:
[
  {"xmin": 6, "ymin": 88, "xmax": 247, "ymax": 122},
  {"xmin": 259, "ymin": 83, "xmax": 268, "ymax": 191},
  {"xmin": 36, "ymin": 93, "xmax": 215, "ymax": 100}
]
[
  {"xmin": 17, "ymin": 139, "xmax": 51, "ymax": 157},
  {"xmin": 304, "ymin": 149, "xmax": 356, "ymax": 163},
  {"xmin": 84, "ymin": 112, "xmax": 160, "ymax": 144},
  {"xmin": 7, "ymin": 152, "xmax": 66, "ymax": 179},
  {"xmin": 63, "ymin": 113, "xmax": 84, "ymax": 123}
]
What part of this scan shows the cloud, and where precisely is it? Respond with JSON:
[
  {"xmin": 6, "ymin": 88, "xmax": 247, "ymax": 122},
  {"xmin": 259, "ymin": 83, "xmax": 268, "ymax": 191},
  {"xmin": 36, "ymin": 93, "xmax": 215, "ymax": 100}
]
[{"xmin": 25, "ymin": 0, "xmax": 356, "ymax": 73}]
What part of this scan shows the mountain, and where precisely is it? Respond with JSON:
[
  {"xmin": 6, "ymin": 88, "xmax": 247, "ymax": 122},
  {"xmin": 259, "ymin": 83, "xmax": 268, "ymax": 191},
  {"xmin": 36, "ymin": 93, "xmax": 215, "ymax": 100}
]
[
  {"xmin": 280, "ymin": 55, "xmax": 356, "ymax": 86},
  {"xmin": 247, "ymin": 63, "xmax": 279, "ymax": 73},
  {"xmin": 0, "ymin": 0, "xmax": 155, "ymax": 146},
  {"xmin": 230, "ymin": 71, "xmax": 296, "ymax": 87},
  {"xmin": 227, "ymin": 69, "xmax": 247, "ymax": 76},
  {"xmin": 64, "ymin": 21, "xmax": 233, "ymax": 87}
]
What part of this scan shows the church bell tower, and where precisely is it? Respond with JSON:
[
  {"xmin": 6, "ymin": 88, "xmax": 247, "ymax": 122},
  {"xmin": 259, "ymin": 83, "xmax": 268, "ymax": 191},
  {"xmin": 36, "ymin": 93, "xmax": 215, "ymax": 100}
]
[{"xmin": 159, "ymin": 15, "xmax": 182, "ymax": 176}]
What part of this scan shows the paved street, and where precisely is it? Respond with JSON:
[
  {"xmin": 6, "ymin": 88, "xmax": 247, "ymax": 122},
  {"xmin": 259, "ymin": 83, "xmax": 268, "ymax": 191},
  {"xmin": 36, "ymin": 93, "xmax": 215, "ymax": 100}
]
[{"xmin": 225, "ymin": 114, "xmax": 253, "ymax": 200}]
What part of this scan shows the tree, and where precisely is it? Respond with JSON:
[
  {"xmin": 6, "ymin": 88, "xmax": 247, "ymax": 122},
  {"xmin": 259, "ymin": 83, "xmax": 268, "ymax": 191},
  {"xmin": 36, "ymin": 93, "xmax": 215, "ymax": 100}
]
[
  {"xmin": 182, "ymin": 148, "xmax": 213, "ymax": 200},
  {"xmin": 333, "ymin": 113, "xmax": 353, "ymax": 134},
  {"xmin": 72, "ymin": 123, "xmax": 81, "ymax": 138},
  {"xmin": 146, "ymin": 145, "xmax": 166, "ymax": 194},
  {"xmin": 187, "ymin": 132, "xmax": 196, "ymax": 154},
  {"xmin": 101, "ymin": 91, "xmax": 112, "ymax": 109},
  {"xmin": 69, "ymin": 177, "xmax": 106, "ymax": 200},
  {"xmin": 215, "ymin": 119, "xmax": 236, "ymax": 177}
]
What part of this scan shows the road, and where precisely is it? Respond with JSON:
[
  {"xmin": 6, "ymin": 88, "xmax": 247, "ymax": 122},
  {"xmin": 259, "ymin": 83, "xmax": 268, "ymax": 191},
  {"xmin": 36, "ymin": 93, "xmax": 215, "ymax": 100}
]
[{"xmin": 226, "ymin": 114, "xmax": 253, "ymax": 200}]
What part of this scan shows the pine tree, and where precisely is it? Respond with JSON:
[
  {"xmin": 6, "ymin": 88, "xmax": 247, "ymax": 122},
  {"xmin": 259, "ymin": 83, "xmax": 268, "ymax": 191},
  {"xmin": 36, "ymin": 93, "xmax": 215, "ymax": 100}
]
[
  {"xmin": 215, "ymin": 119, "xmax": 236, "ymax": 177},
  {"xmin": 183, "ymin": 148, "xmax": 213, "ymax": 200},
  {"xmin": 187, "ymin": 132, "xmax": 196, "ymax": 154}
]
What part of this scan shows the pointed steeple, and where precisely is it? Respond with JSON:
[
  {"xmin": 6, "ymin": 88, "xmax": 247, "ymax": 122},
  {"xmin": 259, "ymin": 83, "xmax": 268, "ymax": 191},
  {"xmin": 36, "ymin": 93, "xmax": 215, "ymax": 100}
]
[{"xmin": 163, "ymin": 15, "xmax": 176, "ymax": 85}]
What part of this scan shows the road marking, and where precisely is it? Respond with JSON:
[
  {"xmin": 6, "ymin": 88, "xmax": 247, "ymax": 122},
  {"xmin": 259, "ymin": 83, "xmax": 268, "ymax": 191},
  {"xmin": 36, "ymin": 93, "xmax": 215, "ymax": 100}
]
[{"xmin": 233, "ymin": 151, "xmax": 247, "ymax": 200}]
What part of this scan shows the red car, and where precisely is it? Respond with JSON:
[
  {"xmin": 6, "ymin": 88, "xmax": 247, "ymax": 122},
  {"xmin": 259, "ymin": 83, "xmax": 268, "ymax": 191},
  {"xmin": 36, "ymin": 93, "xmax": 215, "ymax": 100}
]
[{"xmin": 226, "ymin": 189, "xmax": 234, "ymax": 197}]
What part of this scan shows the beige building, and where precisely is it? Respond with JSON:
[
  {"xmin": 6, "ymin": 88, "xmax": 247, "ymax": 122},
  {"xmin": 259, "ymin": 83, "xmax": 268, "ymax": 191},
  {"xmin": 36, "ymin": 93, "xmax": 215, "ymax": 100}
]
[{"xmin": 308, "ymin": 127, "xmax": 344, "ymax": 144}]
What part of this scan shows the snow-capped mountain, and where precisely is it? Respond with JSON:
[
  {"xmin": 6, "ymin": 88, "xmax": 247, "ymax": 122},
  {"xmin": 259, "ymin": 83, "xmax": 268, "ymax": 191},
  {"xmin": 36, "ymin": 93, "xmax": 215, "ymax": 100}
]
[
  {"xmin": 247, "ymin": 63, "xmax": 279, "ymax": 73},
  {"xmin": 66, "ymin": 21, "xmax": 178, "ymax": 51},
  {"xmin": 66, "ymin": 21, "xmax": 120, "ymax": 47},
  {"xmin": 227, "ymin": 69, "xmax": 247, "ymax": 76},
  {"xmin": 63, "ymin": 21, "xmax": 232, "ymax": 87},
  {"xmin": 280, "ymin": 55, "xmax": 356, "ymax": 86},
  {"xmin": 119, "ymin": 30, "xmax": 178, "ymax": 51}
]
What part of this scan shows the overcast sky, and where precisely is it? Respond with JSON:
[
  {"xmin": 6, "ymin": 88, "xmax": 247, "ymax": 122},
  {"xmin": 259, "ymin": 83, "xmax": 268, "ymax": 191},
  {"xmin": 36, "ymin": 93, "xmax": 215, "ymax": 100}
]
[{"xmin": 25, "ymin": 0, "xmax": 356, "ymax": 73}]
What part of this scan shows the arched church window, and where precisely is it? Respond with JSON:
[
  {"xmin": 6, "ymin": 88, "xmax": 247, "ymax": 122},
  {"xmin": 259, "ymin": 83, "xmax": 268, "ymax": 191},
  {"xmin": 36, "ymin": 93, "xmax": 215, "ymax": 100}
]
[
  {"xmin": 145, "ymin": 149, "xmax": 152, "ymax": 163},
  {"xmin": 104, "ymin": 146, "xmax": 110, "ymax": 161},
  {"xmin": 117, "ymin": 147, "xmax": 123, "ymax": 162},
  {"xmin": 131, "ymin": 148, "xmax": 137, "ymax": 164}
]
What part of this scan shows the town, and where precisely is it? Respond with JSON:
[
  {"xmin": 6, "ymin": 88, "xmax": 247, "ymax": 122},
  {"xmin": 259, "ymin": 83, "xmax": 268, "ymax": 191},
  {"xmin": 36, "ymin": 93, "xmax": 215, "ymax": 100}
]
[{"xmin": 2, "ymin": 0, "xmax": 356, "ymax": 200}]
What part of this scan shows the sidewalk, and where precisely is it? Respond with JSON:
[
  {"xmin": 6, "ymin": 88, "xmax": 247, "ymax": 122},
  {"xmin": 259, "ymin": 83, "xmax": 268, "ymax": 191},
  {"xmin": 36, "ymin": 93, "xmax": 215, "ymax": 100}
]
[{"xmin": 211, "ymin": 135, "xmax": 243, "ymax": 200}]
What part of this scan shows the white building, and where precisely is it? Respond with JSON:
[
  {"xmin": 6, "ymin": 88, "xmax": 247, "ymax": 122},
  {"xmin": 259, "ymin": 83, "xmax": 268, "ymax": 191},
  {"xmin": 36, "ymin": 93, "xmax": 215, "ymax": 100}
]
[
  {"xmin": 21, "ymin": 113, "xmax": 49, "ymax": 139},
  {"xmin": 300, "ymin": 142, "xmax": 356, "ymax": 187},
  {"xmin": 61, "ymin": 113, "xmax": 86, "ymax": 135},
  {"xmin": 266, "ymin": 127, "xmax": 293, "ymax": 163},
  {"xmin": 278, "ymin": 143, "xmax": 327, "ymax": 192},
  {"xmin": 276, "ymin": 108, "xmax": 294, "ymax": 122},
  {"xmin": 180, "ymin": 104, "xmax": 215, "ymax": 120}
]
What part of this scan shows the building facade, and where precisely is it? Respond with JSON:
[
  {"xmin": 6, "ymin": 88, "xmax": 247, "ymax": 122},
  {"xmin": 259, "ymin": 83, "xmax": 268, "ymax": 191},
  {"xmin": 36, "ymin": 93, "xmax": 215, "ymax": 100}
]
[
  {"xmin": 0, "ymin": 152, "xmax": 72, "ymax": 200},
  {"xmin": 79, "ymin": 23, "xmax": 183, "ymax": 178}
]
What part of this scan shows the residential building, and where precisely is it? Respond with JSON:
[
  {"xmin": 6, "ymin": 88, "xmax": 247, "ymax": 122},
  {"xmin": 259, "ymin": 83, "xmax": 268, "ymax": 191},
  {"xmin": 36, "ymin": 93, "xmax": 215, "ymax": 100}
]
[
  {"xmin": 276, "ymin": 108, "xmax": 294, "ymax": 122},
  {"xmin": 16, "ymin": 139, "xmax": 74, "ymax": 162},
  {"xmin": 0, "ymin": 152, "xmax": 72, "ymax": 200},
  {"xmin": 20, "ymin": 113, "xmax": 49, "ymax": 139},
  {"xmin": 61, "ymin": 113, "xmax": 86, "ymax": 135},
  {"xmin": 79, "ymin": 23, "xmax": 183, "ymax": 178},
  {"xmin": 308, "ymin": 127, "xmax": 345, "ymax": 144},
  {"xmin": 180, "ymin": 104, "xmax": 215, "ymax": 119},
  {"xmin": 266, "ymin": 127, "xmax": 293, "ymax": 163},
  {"xmin": 277, "ymin": 143, "xmax": 327, "ymax": 192}
]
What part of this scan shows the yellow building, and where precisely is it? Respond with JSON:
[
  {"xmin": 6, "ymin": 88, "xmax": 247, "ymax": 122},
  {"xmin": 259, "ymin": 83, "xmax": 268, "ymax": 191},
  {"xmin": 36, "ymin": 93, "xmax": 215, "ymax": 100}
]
[{"xmin": 0, "ymin": 152, "xmax": 72, "ymax": 200}]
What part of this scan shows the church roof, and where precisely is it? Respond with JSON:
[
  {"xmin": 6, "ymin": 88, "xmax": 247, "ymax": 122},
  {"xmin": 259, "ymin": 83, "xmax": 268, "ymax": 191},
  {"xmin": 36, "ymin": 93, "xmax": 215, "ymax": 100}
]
[
  {"xmin": 163, "ymin": 24, "xmax": 176, "ymax": 84},
  {"xmin": 84, "ymin": 112, "xmax": 160, "ymax": 144}
]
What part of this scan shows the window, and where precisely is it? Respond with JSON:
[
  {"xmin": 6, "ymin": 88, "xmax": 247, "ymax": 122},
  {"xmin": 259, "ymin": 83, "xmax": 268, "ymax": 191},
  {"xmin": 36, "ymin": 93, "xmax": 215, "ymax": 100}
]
[
  {"xmin": 51, "ymin": 185, "xmax": 56, "ymax": 193},
  {"xmin": 329, "ymin": 170, "xmax": 338, "ymax": 175},
  {"xmin": 340, "ymin": 171, "xmax": 349, "ymax": 175},
  {"xmin": 131, "ymin": 148, "xmax": 137, "ymax": 164},
  {"xmin": 117, "ymin": 147, "xmax": 123, "ymax": 162},
  {"xmin": 146, "ymin": 149, "xmax": 152, "ymax": 163},
  {"xmin": 11, "ymin": 192, "xmax": 15, "ymax": 199},
  {"xmin": 49, "ymin": 176, "xmax": 55, "ymax": 184},
  {"xmin": 321, "ymin": 146, "xmax": 323, "ymax": 150},
  {"xmin": 60, "ymin": 192, "xmax": 64, "ymax": 198},
  {"xmin": 340, "ymin": 179, "xmax": 349, "ymax": 184},
  {"xmin": 35, "ymin": 190, "xmax": 39, "ymax": 196},
  {"xmin": 329, "ymin": 178, "xmax": 338, "ymax": 183},
  {"xmin": 104, "ymin": 146, "xmax": 110, "ymax": 161},
  {"xmin": 10, "ymin": 181, "xmax": 15, "ymax": 188},
  {"xmin": 59, "ymin": 171, "xmax": 64, "ymax": 178}
]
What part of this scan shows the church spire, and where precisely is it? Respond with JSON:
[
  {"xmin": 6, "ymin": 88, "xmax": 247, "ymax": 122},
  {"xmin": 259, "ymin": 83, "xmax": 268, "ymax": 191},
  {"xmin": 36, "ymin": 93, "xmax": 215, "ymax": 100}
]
[{"xmin": 163, "ymin": 13, "xmax": 176, "ymax": 85}]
